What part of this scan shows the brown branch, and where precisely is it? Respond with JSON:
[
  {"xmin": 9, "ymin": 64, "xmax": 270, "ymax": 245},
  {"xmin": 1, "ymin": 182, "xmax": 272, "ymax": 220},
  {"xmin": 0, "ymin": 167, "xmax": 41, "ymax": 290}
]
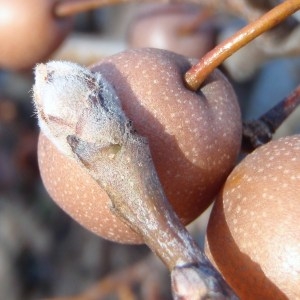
[
  {"xmin": 54, "ymin": 0, "xmax": 150, "ymax": 18},
  {"xmin": 184, "ymin": 0, "xmax": 300, "ymax": 91},
  {"xmin": 176, "ymin": 7, "xmax": 215, "ymax": 36},
  {"xmin": 53, "ymin": 0, "xmax": 280, "ymax": 19},
  {"xmin": 242, "ymin": 84, "xmax": 300, "ymax": 153}
]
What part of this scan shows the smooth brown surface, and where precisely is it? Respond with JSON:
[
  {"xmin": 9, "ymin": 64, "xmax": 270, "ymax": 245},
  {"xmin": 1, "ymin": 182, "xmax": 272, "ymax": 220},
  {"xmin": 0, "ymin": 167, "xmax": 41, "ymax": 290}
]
[
  {"xmin": 92, "ymin": 48, "xmax": 241, "ymax": 226},
  {"xmin": 127, "ymin": 4, "xmax": 215, "ymax": 58},
  {"xmin": 39, "ymin": 48, "xmax": 242, "ymax": 244},
  {"xmin": 0, "ymin": 0, "xmax": 73, "ymax": 70},
  {"xmin": 206, "ymin": 135, "xmax": 300, "ymax": 299}
]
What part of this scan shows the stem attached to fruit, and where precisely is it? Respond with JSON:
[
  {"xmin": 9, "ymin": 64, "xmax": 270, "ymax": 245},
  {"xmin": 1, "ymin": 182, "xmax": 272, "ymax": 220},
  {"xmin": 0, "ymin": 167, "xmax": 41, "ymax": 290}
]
[
  {"xmin": 68, "ymin": 131, "xmax": 237, "ymax": 299},
  {"xmin": 242, "ymin": 84, "xmax": 300, "ymax": 152},
  {"xmin": 184, "ymin": 0, "xmax": 300, "ymax": 91},
  {"xmin": 70, "ymin": 123, "xmax": 237, "ymax": 299}
]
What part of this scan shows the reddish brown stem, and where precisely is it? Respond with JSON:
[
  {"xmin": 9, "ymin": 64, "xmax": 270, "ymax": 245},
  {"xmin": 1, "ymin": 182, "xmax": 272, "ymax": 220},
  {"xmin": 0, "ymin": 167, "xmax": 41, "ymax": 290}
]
[
  {"xmin": 53, "ymin": 0, "xmax": 244, "ymax": 19},
  {"xmin": 54, "ymin": 0, "xmax": 147, "ymax": 17},
  {"xmin": 242, "ymin": 84, "xmax": 300, "ymax": 153},
  {"xmin": 184, "ymin": 0, "xmax": 300, "ymax": 91}
]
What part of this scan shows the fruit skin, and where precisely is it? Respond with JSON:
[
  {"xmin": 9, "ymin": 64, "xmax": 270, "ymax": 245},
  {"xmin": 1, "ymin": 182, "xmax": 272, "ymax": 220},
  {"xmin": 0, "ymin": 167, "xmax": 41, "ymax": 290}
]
[
  {"xmin": 38, "ymin": 48, "xmax": 242, "ymax": 244},
  {"xmin": 205, "ymin": 135, "xmax": 300, "ymax": 299},
  {"xmin": 38, "ymin": 133, "xmax": 143, "ymax": 244},
  {"xmin": 0, "ymin": 0, "xmax": 73, "ymax": 70},
  {"xmin": 93, "ymin": 48, "xmax": 242, "ymax": 224},
  {"xmin": 127, "ymin": 4, "xmax": 215, "ymax": 58}
]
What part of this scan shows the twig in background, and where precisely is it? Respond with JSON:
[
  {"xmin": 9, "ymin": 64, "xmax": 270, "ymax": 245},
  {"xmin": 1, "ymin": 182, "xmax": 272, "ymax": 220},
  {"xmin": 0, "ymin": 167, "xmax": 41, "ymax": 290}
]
[{"xmin": 242, "ymin": 84, "xmax": 300, "ymax": 152}]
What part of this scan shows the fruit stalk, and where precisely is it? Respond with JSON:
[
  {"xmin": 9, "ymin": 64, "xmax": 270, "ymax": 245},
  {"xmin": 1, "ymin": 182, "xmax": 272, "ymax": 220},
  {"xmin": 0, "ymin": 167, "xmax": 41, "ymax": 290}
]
[
  {"xmin": 184, "ymin": 0, "xmax": 300, "ymax": 91},
  {"xmin": 68, "ymin": 129, "xmax": 235, "ymax": 299}
]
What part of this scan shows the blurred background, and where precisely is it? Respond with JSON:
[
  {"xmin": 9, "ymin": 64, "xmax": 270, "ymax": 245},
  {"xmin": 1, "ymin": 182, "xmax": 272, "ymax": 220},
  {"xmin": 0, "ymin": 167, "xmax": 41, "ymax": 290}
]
[{"xmin": 0, "ymin": 2, "xmax": 300, "ymax": 299}]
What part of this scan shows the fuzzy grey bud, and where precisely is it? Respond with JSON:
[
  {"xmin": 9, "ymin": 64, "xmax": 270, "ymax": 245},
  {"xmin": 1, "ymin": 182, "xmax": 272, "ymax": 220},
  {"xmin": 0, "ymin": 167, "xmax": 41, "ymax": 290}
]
[{"xmin": 33, "ymin": 61, "xmax": 128, "ymax": 157}]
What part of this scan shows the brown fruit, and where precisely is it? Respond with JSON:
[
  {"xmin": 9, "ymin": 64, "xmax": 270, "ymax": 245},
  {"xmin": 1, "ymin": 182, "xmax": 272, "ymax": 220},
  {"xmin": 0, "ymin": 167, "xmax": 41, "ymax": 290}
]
[
  {"xmin": 0, "ymin": 0, "xmax": 73, "ymax": 70},
  {"xmin": 205, "ymin": 135, "xmax": 300, "ymax": 299},
  {"xmin": 38, "ymin": 48, "xmax": 242, "ymax": 244},
  {"xmin": 127, "ymin": 4, "xmax": 216, "ymax": 58}
]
